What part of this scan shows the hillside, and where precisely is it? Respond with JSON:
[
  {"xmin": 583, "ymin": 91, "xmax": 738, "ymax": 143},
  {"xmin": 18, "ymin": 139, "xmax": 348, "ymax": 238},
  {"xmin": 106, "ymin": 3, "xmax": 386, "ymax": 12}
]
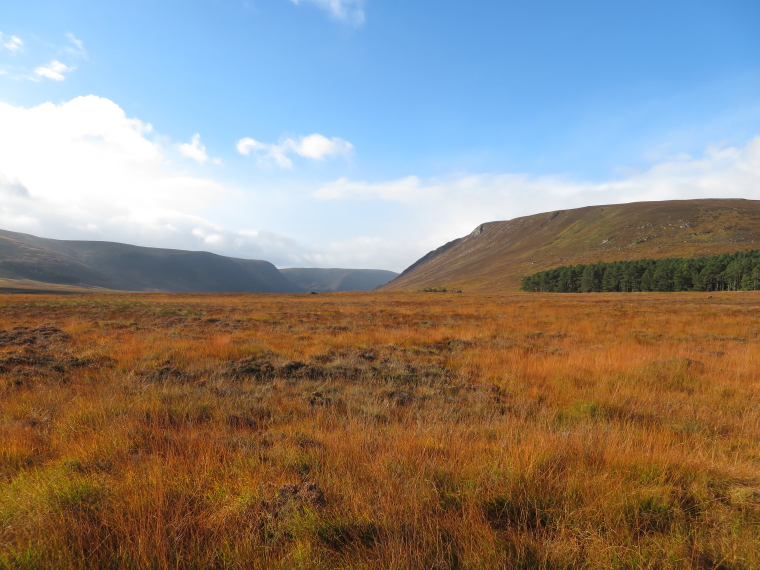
[
  {"xmin": 279, "ymin": 268, "xmax": 398, "ymax": 292},
  {"xmin": 379, "ymin": 198, "xmax": 760, "ymax": 292},
  {"xmin": 0, "ymin": 229, "xmax": 304, "ymax": 293}
]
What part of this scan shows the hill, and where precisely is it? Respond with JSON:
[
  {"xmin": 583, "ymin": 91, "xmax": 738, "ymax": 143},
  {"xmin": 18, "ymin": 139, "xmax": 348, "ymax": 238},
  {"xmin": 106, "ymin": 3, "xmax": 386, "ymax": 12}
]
[
  {"xmin": 279, "ymin": 268, "xmax": 398, "ymax": 292},
  {"xmin": 0, "ymin": 229, "xmax": 303, "ymax": 293},
  {"xmin": 379, "ymin": 198, "xmax": 760, "ymax": 292}
]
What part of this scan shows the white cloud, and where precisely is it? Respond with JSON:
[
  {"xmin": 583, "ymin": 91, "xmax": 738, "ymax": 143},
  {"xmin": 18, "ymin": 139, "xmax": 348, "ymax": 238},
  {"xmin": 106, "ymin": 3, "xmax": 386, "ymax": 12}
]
[
  {"xmin": 314, "ymin": 175, "xmax": 426, "ymax": 202},
  {"xmin": 180, "ymin": 133, "xmax": 216, "ymax": 164},
  {"xmin": 0, "ymin": 174, "xmax": 30, "ymax": 198},
  {"xmin": 290, "ymin": 0, "xmax": 365, "ymax": 26},
  {"xmin": 315, "ymin": 140, "xmax": 760, "ymax": 211},
  {"xmin": 292, "ymin": 133, "xmax": 354, "ymax": 159},
  {"xmin": 0, "ymin": 95, "xmax": 333, "ymax": 268},
  {"xmin": 0, "ymin": 34, "xmax": 86, "ymax": 81},
  {"xmin": 0, "ymin": 97, "xmax": 410, "ymax": 270},
  {"xmin": 0, "ymin": 96, "xmax": 227, "ymax": 240},
  {"xmin": 237, "ymin": 133, "xmax": 353, "ymax": 169},
  {"xmin": 0, "ymin": 33, "xmax": 23, "ymax": 53},
  {"xmin": 237, "ymin": 137, "xmax": 293, "ymax": 168},
  {"xmin": 34, "ymin": 60, "xmax": 73, "ymax": 81}
]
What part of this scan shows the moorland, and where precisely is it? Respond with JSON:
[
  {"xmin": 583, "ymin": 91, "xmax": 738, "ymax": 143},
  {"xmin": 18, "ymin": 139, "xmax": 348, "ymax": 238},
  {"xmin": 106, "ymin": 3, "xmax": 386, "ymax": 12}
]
[{"xmin": 1, "ymin": 290, "xmax": 759, "ymax": 569}]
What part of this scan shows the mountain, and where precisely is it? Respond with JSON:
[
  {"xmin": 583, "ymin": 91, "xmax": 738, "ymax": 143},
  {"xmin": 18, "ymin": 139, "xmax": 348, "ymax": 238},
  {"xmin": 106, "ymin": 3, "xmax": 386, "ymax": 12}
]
[
  {"xmin": 0, "ymin": 229, "xmax": 303, "ymax": 293},
  {"xmin": 379, "ymin": 199, "xmax": 760, "ymax": 292},
  {"xmin": 279, "ymin": 268, "xmax": 398, "ymax": 292}
]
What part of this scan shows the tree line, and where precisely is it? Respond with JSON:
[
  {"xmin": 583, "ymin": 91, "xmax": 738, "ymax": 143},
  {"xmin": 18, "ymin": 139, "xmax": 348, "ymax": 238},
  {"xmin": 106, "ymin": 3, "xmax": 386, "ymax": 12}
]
[{"xmin": 521, "ymin": 249, "xmax": 760, "ymax": 293}]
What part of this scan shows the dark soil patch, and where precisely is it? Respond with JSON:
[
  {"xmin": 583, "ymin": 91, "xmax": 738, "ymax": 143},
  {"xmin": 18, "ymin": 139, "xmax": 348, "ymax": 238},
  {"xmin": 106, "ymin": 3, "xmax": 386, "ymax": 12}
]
[{"xmin": 0, "ymin": 326, "xmax": 70, "ymax": 346}]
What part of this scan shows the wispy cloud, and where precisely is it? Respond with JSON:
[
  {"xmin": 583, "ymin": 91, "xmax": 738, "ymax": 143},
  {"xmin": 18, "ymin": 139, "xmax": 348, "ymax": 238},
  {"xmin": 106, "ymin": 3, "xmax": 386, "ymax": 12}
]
[
  {"xmin": 0, "ymin": 33, "xmax": 23, "ymax": 53},
  {"xmin": 237, "ymin": 133, "xmax": 354, "ymax": 169},
  {"xmin": 33, "ymin": 60, "xmax": 74, "ymax": 81},
  {"xmin": 0, "ymin": 33, "xmax": 86, "ymax": 82},
  {"xmin": 65, "ymin": 33, "xmax": 87, "ymax": 57},
  {"xmin": 314, "ymin": 175, "xmax": 426, "ymax": 202},
  {"xmin": 289, "ymin": 0, "xmax": 365, "ymax": 26},
  {"xmin": 237, "ymin": 138, "xmax": 291, "ymax": 169},
  {"xmin": 314, "ymin": 142, "xmax": 760, "ymax": 211}
]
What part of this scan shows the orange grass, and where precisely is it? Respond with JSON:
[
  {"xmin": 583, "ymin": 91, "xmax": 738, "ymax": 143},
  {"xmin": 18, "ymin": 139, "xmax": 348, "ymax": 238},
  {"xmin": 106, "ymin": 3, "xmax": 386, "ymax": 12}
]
[{"xmin": 0, "ymin": 291, "xmax": 759, "ymax": 569}]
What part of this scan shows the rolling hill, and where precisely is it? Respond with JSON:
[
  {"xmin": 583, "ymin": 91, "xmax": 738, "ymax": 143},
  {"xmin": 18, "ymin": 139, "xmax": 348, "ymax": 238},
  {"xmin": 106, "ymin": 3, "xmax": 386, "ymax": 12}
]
[
  {"xmin": 279, "ymin": 268, "xmax": 398, "ymax": 292},
  {"xmin": 0, "ymin": 229, "xmax": 303, "ymax": 293},
  {"xmin": 0, "ymin": 229, "xmax": 399, "ymax": 293},
  {"xmin": 379, "ymin": 198, "xmax": 760, "ymax": 292}
]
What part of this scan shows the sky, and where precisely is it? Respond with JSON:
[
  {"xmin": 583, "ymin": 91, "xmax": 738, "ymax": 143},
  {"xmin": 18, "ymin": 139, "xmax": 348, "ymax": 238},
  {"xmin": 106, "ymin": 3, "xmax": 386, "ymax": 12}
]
[{"xmin": 0, "ymin": 0, "xmax": 759, "ymax": 271}]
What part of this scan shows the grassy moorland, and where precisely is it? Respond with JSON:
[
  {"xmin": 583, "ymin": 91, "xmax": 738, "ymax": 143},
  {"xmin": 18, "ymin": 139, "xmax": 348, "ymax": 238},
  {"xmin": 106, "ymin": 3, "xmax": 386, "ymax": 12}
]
[{"xmin": 0, "ymin": 291, "xmax": 759, "ymax": 569}]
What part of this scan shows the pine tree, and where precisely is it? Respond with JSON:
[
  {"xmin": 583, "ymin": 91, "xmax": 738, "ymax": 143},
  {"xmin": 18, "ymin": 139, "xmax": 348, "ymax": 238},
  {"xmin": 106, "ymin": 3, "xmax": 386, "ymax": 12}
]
[
  {"xmin": 601, "ymin": 266, "xmax": 617, "ymax": 292},
  {"xmin": 673, "ymin": 261, "xmax": 693, "ymax": 291},
  {"xmin": 580, "ymin": 265, "xmax": 596, "ymax": 292}
]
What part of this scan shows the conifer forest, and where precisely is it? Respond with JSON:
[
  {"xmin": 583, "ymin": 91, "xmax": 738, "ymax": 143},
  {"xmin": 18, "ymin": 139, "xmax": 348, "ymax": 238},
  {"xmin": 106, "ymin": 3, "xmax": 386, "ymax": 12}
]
[{"xmin": 521, "ymin": 249, "xmax": 760, "ymax": 293}]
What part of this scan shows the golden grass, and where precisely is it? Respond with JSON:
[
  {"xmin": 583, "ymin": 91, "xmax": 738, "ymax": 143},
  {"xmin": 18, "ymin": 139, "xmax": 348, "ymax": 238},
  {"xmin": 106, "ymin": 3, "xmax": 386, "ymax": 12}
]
[{"xmin": 0, "ymin": 291, "xmax": 759, "ymax": 569}]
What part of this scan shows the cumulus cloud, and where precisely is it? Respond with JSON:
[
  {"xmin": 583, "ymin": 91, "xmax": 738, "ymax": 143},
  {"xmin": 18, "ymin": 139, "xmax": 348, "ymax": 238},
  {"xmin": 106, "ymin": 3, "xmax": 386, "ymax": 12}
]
[
  {"xmin": 0, "ymin": 95, "xmax": 344, "ymax": 268},
  {"xmin": 290, "ymin": 0, "xmax": 365, "ymax": 26},
  {"xmin": 237, "ymin": 133, "xmax": 353, "ymax": 169},
  {"xmin": 0, "ymin": 96, "xmax": 225, "ymax": 241},
  {"xmin": 0, "ymin": 33, "xmax": 23, "ymax": 53},
  {"xmin": 34, "ymin": 60, "xmax": 73, "ymax": 81},
  {"xmin": 292, "ymin": 133, "xmax": 354, "ymax": 159},
  {"xmin": 179, "ymin": 133, "xmax": 221, "ymax": 164}
]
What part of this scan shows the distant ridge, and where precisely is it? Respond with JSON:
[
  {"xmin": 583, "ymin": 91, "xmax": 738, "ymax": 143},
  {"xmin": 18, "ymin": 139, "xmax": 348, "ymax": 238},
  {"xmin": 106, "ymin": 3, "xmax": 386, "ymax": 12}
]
[
  {"xmin": 379, "ymin": 199, "xmax": 760, "ymax": 292},
  {"xmin": 395, "ymin": 238, "xmax": 462, "ymax": 280},
  {"xmin": 0, "ymin": 229, "xmax": 303, "ymax": 293}
]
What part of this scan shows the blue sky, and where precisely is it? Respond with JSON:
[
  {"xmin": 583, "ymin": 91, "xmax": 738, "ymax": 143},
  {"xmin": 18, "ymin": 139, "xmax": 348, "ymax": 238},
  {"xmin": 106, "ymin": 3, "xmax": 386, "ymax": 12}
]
[{"xmin": 0, "ymin": 0, "xmax": 759, "ymax": 270}]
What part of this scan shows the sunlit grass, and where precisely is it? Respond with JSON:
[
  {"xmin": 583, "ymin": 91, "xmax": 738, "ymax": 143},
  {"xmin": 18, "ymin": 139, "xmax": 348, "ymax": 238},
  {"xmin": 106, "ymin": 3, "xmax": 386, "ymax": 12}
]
[{"xmin": 0, "ymin": 291, "xmax": 759, "ymax": 569}]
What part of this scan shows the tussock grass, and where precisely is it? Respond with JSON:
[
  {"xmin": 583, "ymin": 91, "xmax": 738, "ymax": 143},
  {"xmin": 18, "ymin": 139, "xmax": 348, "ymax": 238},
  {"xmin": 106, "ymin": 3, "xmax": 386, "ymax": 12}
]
[{"xmin": 0, "ymin": 291, "xmax": 759, "ymax": 569}]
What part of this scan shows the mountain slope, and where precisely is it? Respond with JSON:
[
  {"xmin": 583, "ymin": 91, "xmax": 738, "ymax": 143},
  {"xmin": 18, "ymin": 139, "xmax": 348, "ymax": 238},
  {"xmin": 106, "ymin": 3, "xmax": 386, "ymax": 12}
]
[
  {"xmin": 279, "ymin": 268, "xmax": 398, "ymax": 292},
  {"xmin": 379, "ymin": 199, "xmax": 760, "ymax": 292},
  {"xmin": 0, "ymin": 229, "xmax": 304, "ymax": 293}
]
